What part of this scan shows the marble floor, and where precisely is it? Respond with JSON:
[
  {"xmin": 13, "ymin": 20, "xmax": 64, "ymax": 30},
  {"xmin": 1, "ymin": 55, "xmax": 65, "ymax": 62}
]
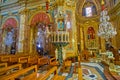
[
  {"xmin": 37, "ymin": 62, "xmax": 106, "ymax": 80},
  {"xmin": 59, "ymin": 62, "xmax": 106, "ymax": 80}
]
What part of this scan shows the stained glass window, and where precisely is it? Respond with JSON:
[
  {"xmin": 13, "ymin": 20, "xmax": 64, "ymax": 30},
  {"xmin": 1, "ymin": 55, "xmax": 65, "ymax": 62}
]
[
  {"xmin": 85, "ymin": 7, "xmax": 92, "ymax": 17},
  {"xmin": 82, "ymin": 2, "xmax": 97, "ymax": 17},
  {"xmin": 66, "ymin": 21, "xmax": 71, "ymax": 29}
]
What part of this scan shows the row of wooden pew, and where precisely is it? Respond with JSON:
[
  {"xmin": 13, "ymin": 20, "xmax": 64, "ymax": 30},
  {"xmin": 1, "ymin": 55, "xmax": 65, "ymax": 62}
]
[
  {"xmin": 0, "ymin": 54, "xmax": 83, "ymax": 80},
  {"xmin": 0, "ymin": 62, "xmax": 65, "ymax": 80},
  {"xmin": 0, "ymin": 54, "xmax": 59, "ymax": 67}
]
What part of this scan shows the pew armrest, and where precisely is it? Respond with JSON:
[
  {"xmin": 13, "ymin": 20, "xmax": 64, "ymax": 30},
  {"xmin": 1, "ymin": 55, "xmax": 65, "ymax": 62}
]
[{"xmin": 49, "ymin": 57, "xmax": 59, "ymax": 66}]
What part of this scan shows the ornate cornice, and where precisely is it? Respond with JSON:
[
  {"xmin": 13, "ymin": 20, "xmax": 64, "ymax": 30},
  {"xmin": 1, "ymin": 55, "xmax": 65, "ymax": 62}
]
[{"xmin": 76, "ymin": 12, "xmax": 99, "ymax": 23}]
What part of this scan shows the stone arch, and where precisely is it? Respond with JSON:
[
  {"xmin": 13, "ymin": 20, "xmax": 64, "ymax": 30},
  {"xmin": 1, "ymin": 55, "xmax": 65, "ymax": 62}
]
[{"xmin": 28, "ymin": 12, "xmax": 52, "ymax": 53}]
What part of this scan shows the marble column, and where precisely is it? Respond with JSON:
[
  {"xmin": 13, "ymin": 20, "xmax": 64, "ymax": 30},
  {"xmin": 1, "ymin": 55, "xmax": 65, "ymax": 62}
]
[{"xmin": 18, "ymin": 14, "xmax": 25, "ymax": 53}]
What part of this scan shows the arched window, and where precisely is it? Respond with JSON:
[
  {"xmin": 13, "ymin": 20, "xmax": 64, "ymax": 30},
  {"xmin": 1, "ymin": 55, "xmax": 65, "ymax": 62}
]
[{"xmin": 82, "ymin": 1, "xmax": 97, "ymax": 17}]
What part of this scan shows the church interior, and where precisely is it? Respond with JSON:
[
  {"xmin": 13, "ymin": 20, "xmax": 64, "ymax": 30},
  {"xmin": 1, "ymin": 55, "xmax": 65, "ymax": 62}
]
[{"xmin": 0, "ymin": 0, "xmax": 120, "ymax": 80}]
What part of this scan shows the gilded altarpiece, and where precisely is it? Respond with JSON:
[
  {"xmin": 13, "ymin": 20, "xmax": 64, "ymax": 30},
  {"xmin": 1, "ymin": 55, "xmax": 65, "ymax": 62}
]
[{"xmin": 83, "ymin": 21, "xmax": 99, "ymax": 52}]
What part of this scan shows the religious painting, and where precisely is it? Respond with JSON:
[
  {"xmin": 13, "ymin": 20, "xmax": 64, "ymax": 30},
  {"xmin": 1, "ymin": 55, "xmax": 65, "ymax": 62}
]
[
  {"xmin": 36, "ymin": 27, "xmax": 45, "ymax": 54},
  {"xmin": 87, "ymin": 27, "xmax": 95, "ymax": 40},
  {"xmin": 58, "ymin": 20, "xmax": 64, "ymax": 31},
  {"xmin": 5, "ymin": 28, "xmax": 15, "ymax": 47},
  {"xmin": 87, "ymin": 27, "xmax": 96, "ymax": 48}
]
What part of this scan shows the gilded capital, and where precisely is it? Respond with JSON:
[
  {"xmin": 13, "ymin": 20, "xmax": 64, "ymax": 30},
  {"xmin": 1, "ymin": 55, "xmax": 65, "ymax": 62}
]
[
  {"xmin": 19, "ymin": 8, "xmax": 29, "ymax": 14},
  {"xmin": 37, "ymin": 6, "xmax": 43, "ymax": 10}
]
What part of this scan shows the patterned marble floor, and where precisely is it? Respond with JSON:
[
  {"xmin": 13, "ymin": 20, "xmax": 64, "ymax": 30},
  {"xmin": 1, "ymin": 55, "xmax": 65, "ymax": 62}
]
[
  {"xmin": 59, "ymin": 62, "xmax": 106, "ymax": 80},
  {"xmin": 37, "ymin": 62, "xmax": 106, "ymax": 80}
]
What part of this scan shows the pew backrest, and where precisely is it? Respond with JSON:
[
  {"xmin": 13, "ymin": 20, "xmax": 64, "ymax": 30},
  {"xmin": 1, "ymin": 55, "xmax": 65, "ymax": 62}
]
[
  {"xmin": 1, "ymin": 56, "xmax": 11, "ymax": 62},
  {"xmin": 37, "ymin": 66, "xmax": 65, "ymax": 80},
  {"xmin": 18, "ymin": 56, "xmax": 28, "ymax": 63},
  {"xmin": 0, "ymin": 65, "xmax": 37, "ymax": 80},
  {"xmin": 38, "ymin": 57, "xmax": 49, "ymax": 66},
  {"xmin": 0, "ymin": 64, "xmax": 22, "ymax": 73},
  {"xmin": 37, "ymin": 66, "xmax": 58, "ymax": 80},
  {"xmin": 0, "ymin": 63, "xmax": 7, "ymax": 68}
]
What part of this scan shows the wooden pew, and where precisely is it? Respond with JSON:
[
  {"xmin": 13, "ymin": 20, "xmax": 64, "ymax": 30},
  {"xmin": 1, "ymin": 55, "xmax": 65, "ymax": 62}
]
[
  {"xmin": 37, "ymin": 66, "xmax": 65, "ymax": 80},
  {"xmin": 0, "ymin": 64, "xmax": 22, "ymax": 76},
  {"xmin": 27, "ymin": 56, "xmax": 38, "ymax": 66},
  {"xmin": 0, "ymin": 55, "xmax": 11, "ymax": 62},
  {"xmin": 49, "ymin": 57, "xmax": 59, "ymax": 66},
  {"xmin": 18, "ymin": 56, "xmax": 28, "ymax": 64},
  {"xmin": 9, "ymin": 55, "xmax": 19, "ymax": 63},
  {"xmin": 9, "ymin": 54, "xmax": 30, "ymax": 63},
  {"xmin": 0, "ymin": 63, "xmax": 7, "ymax": 68},
  {"xmin": 0, "ymin": 65, "xmax": 37, "ymax": 80},
  {"xmin": 38, "ymin": 57, "xmax": 49, "ymax": 66}
]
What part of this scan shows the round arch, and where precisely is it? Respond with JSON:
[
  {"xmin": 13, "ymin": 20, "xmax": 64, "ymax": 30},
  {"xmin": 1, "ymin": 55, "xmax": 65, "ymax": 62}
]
[
  {"xmin": 2, "ymin": 17, "xmax": 18, "ymax": 29},
  {"xmin": 29, "ymin": 11, "xmax": 52, "ymax": 26}
]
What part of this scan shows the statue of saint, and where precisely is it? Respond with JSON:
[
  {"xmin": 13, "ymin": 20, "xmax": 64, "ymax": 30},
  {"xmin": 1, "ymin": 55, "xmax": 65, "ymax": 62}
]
[
  {"xmin": 36, "ymin": 28, "xmax": 45, "ymax": 49},
  {"xmin": 5, "ymin": 31, "xmax": 14, "ymax": 46},
  {"xmin": 4, "ymin": 28, "xmax": 15, "ymax": 53}
]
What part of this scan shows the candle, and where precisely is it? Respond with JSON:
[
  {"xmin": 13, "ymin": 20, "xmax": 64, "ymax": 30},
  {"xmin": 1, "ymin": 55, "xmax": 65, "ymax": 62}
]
[
  {"xmin": 61, "ymin": 32, "xmax": 63, "ymax": 42},
  {"xmin": 54, "ymin": 32, "xmax": 56, "ymax": 42},
  {"xmin": 56, "ymin": 33, "xmax": 59, "ymax": 42}
]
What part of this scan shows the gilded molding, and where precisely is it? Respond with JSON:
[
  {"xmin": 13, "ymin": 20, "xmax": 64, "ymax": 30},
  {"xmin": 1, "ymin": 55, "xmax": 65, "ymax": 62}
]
[
  {"xmin": 109, "ymin": 1, "xmax": 120, "ymax": 15},
  {"xmin": 19, "ymin": 8, "xmax": 30, "ymax": 15}
]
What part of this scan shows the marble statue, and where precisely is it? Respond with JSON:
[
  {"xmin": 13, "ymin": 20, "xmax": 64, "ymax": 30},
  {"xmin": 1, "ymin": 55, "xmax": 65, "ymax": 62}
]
[
  {"xmin": 36, "ymin": 28, "xmax": 45, "ymax": 49},
  {"xmin": 5, "ymin": 29, "xmax": 14, "ymax": 47}
]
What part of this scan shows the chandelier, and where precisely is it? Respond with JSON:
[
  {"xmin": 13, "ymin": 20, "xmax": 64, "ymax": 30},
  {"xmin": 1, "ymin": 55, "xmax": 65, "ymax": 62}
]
[{"xmin": 98, "ymin": 9, "xmax": 117, "ymax": 41}]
